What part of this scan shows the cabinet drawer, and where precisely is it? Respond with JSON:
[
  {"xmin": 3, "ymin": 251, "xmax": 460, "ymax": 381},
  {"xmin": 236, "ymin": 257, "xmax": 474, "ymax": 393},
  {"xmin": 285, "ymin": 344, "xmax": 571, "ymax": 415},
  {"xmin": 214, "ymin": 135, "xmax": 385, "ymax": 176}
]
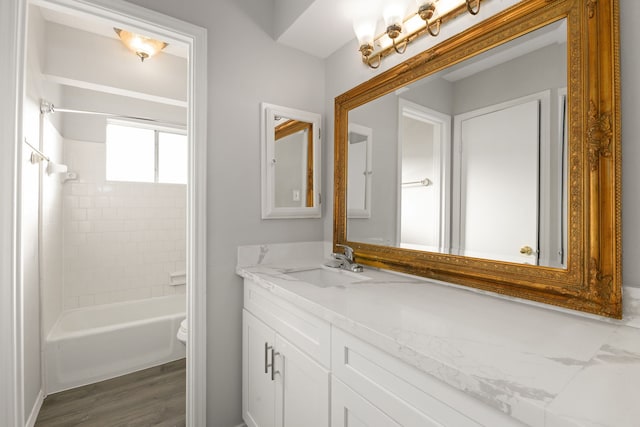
[
  {"xmin": 332, "ymin": 327, "xmax": 523, "ymax": 427},
  {"xmin": 244, "ymin": 279, "xmax": 330, "ymax": 367},
  {"xmin": 332, "ymin": 377, "xmax": 401, "ymax": 427}
]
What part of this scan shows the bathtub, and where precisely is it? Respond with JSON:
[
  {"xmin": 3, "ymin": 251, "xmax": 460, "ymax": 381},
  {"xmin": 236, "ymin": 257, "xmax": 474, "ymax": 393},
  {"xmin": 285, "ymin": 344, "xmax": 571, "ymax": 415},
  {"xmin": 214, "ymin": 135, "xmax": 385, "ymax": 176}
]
[{"xmin": 45, "ymin": 295, "xmax": 186, "ymax": 394}]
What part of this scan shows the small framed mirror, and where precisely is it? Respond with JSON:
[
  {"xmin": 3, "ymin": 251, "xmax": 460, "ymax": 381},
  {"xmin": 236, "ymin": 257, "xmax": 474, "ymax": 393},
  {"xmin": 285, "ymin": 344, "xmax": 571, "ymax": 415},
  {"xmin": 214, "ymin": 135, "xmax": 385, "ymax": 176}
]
[{"xmin": 261, "ymin": 103, "xmax": 321, "ymax": 219}]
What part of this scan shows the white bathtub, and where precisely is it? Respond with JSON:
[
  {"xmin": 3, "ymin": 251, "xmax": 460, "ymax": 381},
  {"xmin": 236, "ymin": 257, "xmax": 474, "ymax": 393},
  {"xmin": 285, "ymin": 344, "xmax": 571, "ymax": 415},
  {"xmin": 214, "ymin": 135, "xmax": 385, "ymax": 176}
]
[{"xmin": 45, "ymin": 295, "xmax": 186, "ymax": 394}]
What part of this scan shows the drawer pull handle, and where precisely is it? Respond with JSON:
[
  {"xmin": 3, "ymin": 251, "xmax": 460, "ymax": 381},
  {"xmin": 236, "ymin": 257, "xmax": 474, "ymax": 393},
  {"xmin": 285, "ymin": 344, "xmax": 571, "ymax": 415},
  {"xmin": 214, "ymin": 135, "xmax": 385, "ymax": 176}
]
[
  {"xmin": 264, "ymin": 342, "xmax": 271, "ymax": 374},
  {"xmin": 270, "ymin": 347, "xmax": 280, "ymax": 381},
  {"xmin": 264, "ymin": 343, "xmax": 279, "ymax": 380}
]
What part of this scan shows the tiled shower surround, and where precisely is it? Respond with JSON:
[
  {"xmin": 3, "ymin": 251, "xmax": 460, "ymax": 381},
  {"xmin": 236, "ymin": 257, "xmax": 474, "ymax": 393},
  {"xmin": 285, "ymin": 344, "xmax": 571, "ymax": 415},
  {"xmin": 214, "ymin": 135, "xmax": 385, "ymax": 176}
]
[{"xmin": 62, "ymin": 140, "xmax": 186, "ymax": 309}]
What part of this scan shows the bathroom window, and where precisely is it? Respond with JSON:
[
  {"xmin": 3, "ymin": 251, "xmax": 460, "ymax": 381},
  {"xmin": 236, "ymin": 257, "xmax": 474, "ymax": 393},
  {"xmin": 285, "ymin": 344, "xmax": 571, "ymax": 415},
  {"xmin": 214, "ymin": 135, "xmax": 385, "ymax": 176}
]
[{"xmin": 106, "ymin": 120, "xmax": 187, "ymax": 184}]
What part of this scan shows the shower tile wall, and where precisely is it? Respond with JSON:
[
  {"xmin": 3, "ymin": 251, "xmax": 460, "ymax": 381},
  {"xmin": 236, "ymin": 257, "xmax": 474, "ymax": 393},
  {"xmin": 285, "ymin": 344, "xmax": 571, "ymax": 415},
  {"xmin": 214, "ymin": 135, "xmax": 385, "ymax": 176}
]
[
  {"xmin": 41, "ymin": 118, "xmax": 65, "ymax": 333},
  {"xmin": 62, "ymin": 140, "xmax": 186, "ymax": 309}
]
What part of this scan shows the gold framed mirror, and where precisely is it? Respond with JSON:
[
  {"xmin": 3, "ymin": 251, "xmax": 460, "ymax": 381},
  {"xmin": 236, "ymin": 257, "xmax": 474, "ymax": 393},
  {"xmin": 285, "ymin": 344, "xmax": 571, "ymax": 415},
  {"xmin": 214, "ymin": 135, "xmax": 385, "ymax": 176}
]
[{"xmin": 334, "ymin": 0, "xmax": 621, "ymax": 318}]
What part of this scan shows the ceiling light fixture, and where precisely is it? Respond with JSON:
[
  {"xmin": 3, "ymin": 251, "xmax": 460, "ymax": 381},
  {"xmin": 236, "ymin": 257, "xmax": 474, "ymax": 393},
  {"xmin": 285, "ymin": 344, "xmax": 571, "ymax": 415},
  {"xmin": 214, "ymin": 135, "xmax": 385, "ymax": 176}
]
[
  {"xmin": 354, "ymin": 0, "xmax": 483, "ymax": 69},
  {"xmin": 114, "ymin": 28, "xmax": 168, "ymax": 62}
]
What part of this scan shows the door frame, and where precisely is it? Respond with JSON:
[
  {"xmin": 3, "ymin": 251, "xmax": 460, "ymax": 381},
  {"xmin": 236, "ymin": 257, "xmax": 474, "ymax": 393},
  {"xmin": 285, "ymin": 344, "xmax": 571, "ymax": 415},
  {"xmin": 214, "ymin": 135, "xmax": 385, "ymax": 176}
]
[
  {"xmin": 396, "ymin": 99, "xmax": 452, "ymax": 252},
  {"xmin": 0, "ymin": 0, "xmax": 208, "ymax": 425}
]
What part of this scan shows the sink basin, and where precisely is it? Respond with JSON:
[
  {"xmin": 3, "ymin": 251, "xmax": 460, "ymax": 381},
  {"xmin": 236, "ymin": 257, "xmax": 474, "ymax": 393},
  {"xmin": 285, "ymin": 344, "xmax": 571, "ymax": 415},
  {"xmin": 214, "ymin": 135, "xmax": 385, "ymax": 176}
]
[{"xmin": 287, "ymin": 267, "xmax": 368, "ymax": 288}]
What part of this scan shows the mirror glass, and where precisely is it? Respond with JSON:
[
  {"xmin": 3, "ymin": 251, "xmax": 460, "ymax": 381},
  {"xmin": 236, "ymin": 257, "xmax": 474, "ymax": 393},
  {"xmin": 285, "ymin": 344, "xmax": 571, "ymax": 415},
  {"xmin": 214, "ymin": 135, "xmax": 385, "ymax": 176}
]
[
  {"xmin": 347, "ymin": 123, "xmax": 373, "ymax": 219},
  {"xmin": 261, "ymin": 103, "xmax": 321, "ymax": 219},
  {"xmin": 346, "ymin": 20, "xmax": 567, "ymax": 268}
]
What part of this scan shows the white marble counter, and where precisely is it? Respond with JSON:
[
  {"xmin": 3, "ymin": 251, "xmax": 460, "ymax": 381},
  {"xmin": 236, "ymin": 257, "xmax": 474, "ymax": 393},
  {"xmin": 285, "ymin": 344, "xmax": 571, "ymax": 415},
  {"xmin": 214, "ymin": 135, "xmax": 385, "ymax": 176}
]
[{"xmin": 237, "ymin": 242, "xmax": 640, "ymax": 427}]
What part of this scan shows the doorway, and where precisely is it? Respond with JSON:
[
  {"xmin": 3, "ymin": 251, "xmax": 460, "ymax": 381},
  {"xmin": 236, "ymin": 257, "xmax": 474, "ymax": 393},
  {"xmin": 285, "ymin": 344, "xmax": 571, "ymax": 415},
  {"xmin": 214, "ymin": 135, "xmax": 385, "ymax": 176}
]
[
  {"xmin": 397, "ymin": 99, "xmax": 451, "ymax": 253},
  {"xmin": 4, "ymin": 0, "xmax": 207, "ymax": 425}
]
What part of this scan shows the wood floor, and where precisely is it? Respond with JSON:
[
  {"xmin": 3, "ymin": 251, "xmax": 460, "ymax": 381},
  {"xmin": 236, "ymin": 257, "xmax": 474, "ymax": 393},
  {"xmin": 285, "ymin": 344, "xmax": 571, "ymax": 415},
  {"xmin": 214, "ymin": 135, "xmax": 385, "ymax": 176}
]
[{"xmin": 35, "ymin": 359, "xmax": 186, "ymax": 427}]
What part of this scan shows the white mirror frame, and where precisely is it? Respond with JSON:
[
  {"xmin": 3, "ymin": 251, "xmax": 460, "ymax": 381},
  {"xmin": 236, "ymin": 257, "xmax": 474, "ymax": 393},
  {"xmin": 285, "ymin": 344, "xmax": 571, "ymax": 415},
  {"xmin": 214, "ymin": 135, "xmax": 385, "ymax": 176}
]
[{"xmin": 261, "ymin": 102, "xmax": 322, "ymax": 219}]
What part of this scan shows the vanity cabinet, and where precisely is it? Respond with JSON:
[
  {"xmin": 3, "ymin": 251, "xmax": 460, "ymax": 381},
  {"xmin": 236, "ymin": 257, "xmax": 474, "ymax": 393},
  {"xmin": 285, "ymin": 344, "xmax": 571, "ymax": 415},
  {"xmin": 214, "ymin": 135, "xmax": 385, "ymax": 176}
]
[
  {"xmin": 331, "ymin": 328, "xmax": 523, "ymax": 427},
  {"xmin": 242, "ymin": 278, "xmax": 522, "ymax": 427},
  {"xmin": 242, "ymin": 280, "xmax": 330, "ymax": 427}
]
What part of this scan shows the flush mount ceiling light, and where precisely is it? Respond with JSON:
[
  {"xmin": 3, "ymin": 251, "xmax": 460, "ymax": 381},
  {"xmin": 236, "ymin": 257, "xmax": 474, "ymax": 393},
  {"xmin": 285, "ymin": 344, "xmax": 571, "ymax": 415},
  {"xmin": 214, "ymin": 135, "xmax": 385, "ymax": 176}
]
[
  {"xmin": 114, "ymin": 28, "xmax": 168, "ymax": 62},
  {"xmin": 354, "ymin": 0, "xmax": 482, "ymax": 69}
]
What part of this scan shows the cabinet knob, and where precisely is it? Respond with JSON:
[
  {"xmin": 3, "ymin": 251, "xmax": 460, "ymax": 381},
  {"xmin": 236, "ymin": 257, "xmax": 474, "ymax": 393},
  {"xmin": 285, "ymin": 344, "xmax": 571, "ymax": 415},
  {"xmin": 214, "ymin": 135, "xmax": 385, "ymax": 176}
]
[{"xmin": 520, "ymin": 246, "xmax": 534, "ymax": 256}]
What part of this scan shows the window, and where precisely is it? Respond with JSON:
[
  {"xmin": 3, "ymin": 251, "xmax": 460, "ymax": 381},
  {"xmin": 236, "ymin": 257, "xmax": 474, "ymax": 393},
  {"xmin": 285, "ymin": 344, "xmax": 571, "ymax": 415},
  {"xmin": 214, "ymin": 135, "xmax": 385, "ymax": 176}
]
[{"xmin": 106, "ymin": 120, "xmax": 187, "ymax": 184}]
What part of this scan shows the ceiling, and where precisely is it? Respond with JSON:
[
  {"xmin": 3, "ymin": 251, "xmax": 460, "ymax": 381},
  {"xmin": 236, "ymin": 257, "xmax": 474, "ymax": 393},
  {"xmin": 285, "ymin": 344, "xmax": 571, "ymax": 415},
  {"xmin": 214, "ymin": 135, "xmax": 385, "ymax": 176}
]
[
  {"xmin": 37, "ymin": 0, "xmax": 564, "ymax": 70},
  {"xmin": 38, "ymin": 0, "xmax": 466, "ymax": 61},
  {"xmin": 38, "ymin": 6, "xmax": 189, "ymax": 58},
  {"xmin": 37, "ymin": 0, "xmax": 360, "ymax": 60},
  {"xmin": 273, "ymin": 0, "xmax": 374, "ymax": 58}
]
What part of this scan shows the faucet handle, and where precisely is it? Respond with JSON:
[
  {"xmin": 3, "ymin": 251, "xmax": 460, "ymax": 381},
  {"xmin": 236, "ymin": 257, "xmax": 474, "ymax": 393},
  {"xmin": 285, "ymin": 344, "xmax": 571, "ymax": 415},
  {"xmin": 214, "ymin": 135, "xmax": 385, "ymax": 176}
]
[{"xmin": 336, "ymin": 244, "xmax": 354, "ymax": 260}]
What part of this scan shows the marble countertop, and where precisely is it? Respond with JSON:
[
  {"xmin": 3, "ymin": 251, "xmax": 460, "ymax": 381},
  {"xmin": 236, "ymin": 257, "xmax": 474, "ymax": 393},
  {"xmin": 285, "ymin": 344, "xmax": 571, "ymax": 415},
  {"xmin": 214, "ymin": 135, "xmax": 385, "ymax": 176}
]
[{"xmin": 236, "ymin": 242, "xmax": 640, "ymax": 427}]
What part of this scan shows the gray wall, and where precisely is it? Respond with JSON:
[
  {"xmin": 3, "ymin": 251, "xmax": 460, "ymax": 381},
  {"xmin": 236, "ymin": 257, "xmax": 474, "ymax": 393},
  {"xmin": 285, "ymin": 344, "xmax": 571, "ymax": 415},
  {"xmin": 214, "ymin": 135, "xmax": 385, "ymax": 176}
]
[
  {"xmin": 620, "ymin": 0, "xmax": 640, "ymax": 288},
  {"xmin": 123, "ymin": 1, "xmax": 325, "ymax": 426},
  {"xmin": 348, "ymin": 94, "xmax": 399, "ymax": 245}
]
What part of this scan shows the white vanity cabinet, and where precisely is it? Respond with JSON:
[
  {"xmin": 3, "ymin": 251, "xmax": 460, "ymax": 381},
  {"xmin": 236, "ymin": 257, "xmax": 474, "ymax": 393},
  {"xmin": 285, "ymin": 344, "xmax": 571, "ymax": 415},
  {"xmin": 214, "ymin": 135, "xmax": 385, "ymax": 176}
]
[
  {"xmin": 330, "ymin": 328, "xmax": 524, "ymax": 427},
  {"xmin": 242, "ymin": 278, "xmax": 522, "ymax": 427},
  {"xmin": 242, "ymin": 280, "xmax": 331, "ymax": 427}
]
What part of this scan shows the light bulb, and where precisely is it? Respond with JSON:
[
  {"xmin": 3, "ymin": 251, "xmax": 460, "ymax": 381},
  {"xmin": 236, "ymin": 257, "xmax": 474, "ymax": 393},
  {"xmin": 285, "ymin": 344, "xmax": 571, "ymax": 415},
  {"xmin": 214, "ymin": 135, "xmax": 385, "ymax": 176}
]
[
  {"xmin": 353, "ymin": 18, "xmax": 376, "ymax": 47},
  {"xmin": 383, "ymin": 2, "xmax": 406, "ymax": 28}
]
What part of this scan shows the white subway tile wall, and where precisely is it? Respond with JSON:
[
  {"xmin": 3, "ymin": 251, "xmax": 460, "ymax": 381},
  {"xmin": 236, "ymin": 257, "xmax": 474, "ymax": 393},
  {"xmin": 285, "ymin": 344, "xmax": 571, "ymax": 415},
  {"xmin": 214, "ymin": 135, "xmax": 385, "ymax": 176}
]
[
  {"xmin": 41, "ymin": 118, "xmax": 65, "ymax": 336},
  {"xmin": 62, "ymin": 140, "xmax": 186, "ymax": 309}
]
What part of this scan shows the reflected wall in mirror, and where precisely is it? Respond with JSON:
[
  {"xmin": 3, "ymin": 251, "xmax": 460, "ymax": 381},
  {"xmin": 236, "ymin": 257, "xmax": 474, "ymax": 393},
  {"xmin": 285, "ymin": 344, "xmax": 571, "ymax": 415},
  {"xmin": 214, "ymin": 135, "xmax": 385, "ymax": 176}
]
[
  {"xmin": 334, "ymin": 0, "xmax": 621, "ymax": 317},
  {"xmin": 261, "ymin": 103, "xmax": 321, "ymax": 219},
  {"xmin": 347, "ymin": 123, "xmax": 373, "ymax": 219}
]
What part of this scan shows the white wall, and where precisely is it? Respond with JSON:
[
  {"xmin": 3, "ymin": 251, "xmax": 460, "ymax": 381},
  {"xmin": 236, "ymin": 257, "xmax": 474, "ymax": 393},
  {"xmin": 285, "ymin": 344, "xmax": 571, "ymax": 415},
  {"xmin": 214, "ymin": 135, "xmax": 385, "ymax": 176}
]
[
  {"xmin": 122, "ymin": 1, "xmax": 326, "ymax": 425},
  {"xmin": 401, "ymin": 116, "xmax": 437, "ymax": 248},
  {"xmin": 41, "ymin": 117, "xmax": 64, "ymax": 337},
  {"xmin": 21, "ymin": 96, "xmax": 42, "ymax": 423},
  {"xmin": 62, "ymin": 140, "xmax": 187, "ymax": 309},
  {"xmin": 20, "ymin": 5, "xmax": 48, "ymax": 420},
  {"xmin": 59, "ymin": 86, "xmax": 186, "ymax": 143}
]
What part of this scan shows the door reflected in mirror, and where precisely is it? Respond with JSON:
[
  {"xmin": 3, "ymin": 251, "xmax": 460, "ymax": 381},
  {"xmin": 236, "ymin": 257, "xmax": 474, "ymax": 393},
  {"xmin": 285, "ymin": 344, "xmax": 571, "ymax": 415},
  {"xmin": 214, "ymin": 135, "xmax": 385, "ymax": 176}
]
[
  {"xmin": 261, "ymin": 103, "xmax": 321, "ymax": 219},
  {"xmin": 346, "ymin": 19, "xmax": 567, "ymax": 268}
]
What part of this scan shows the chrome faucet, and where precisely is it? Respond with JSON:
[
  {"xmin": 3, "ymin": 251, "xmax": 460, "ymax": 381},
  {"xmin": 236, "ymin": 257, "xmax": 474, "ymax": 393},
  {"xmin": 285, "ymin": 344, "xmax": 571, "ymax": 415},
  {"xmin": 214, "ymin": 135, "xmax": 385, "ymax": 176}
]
[{"xmin": 328, "ymin": 244, "xmax": 364, "ymax": 272}]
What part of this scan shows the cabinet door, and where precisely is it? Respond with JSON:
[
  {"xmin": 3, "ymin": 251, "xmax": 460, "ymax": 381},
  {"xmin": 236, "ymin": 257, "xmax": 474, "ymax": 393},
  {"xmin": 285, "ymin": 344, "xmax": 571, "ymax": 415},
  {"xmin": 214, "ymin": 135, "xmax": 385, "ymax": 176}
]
[
  {"xmin": 332, "ymin": 377, "xmax": 401, "ymax": 427},
  {"xmin": 275, "ymin": 335, "xmax": 330, "ymax": 427},
  {"xmin": 243, "ymin": 310, "xmax": 277, "ymax": 427}
]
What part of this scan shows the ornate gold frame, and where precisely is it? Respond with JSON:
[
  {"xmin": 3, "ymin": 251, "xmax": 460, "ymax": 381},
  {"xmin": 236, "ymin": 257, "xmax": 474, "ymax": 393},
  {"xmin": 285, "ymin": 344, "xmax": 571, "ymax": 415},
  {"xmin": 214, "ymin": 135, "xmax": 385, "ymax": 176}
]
[{"xmin": 334, "ymin": 0, "xmax": 621, "ymax": 318}]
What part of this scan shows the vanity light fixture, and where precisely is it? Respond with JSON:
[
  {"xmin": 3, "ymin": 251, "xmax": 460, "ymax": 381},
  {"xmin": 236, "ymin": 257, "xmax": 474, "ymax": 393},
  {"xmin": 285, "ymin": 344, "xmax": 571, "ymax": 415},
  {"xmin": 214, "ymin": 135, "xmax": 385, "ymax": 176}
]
[
  {"xmin": 114, "ymin": 28, "xmax": 168, "ymax": 62},
  {"xmin": 355, "ymin": 0, "xmax": 482, "ymax": 69}
]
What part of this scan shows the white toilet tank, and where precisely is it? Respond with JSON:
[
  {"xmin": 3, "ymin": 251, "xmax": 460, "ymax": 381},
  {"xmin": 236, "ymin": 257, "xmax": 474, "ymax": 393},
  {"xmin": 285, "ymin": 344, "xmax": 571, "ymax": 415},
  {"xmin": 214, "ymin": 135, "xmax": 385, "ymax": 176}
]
[{"xmin": 177, "ymin": 318, "xmax": 187, "ymax": 345}]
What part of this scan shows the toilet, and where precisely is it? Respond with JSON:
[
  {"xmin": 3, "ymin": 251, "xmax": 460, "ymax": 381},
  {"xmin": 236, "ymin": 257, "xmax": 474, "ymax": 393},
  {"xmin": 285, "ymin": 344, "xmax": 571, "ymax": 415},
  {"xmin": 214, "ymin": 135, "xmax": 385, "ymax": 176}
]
[{"xmin": 176, "ymin": 318, "xmax": 187, "ymax": 345}]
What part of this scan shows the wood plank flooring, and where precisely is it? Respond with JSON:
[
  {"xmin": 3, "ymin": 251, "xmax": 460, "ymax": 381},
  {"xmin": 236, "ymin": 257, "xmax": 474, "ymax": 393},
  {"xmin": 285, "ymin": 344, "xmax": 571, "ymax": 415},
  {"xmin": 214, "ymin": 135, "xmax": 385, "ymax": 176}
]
[{"xmin": 35, "ymin": 358, "xmax": 186, "ymax": 427}]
